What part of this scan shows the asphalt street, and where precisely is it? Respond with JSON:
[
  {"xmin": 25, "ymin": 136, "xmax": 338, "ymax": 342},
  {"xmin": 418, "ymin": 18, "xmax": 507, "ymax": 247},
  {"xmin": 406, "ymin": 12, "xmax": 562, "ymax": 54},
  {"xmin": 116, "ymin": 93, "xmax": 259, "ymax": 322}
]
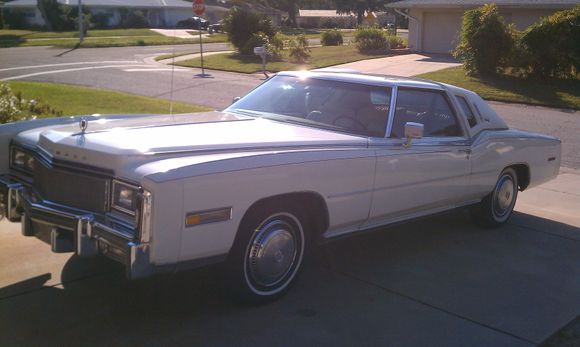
[{"xmin": 0, "ymin": 44, "xmax": 264, "ymax": 111}]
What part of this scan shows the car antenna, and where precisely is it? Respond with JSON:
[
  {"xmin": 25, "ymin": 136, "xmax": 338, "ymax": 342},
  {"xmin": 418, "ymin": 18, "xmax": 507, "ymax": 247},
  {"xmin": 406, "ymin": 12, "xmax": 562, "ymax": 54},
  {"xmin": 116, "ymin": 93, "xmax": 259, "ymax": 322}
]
[{"xmin": 169, "ymin": 27, "xmax": 176, "ymax": 122}]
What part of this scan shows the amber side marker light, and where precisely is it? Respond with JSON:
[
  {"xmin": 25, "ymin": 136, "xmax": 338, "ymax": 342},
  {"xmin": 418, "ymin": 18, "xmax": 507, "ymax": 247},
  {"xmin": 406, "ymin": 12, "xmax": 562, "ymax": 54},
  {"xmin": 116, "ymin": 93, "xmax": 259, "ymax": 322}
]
[{"xmin": 185, "ymin": 207, "xmax": 232, "ymax": 227}]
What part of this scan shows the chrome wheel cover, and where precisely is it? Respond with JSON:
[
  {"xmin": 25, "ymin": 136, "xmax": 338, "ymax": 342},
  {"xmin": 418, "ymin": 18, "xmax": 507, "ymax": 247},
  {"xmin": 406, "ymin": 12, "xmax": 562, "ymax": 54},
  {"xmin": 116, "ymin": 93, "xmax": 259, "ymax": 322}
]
[
  {"xmin": 244, "ymin": 213, "xmax": 304, "ymax": 295},
  {"xmin": 492, "ymin": 174, "xmax": 515, "ymax": 219}
]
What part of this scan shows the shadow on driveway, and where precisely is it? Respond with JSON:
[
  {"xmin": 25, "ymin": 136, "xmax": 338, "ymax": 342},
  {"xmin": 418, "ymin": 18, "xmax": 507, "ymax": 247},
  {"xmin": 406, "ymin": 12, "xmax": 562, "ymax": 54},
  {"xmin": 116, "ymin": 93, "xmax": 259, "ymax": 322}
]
[{"xmin": 0, "ymin": 210, "xmax": 578, "ymax": 347}]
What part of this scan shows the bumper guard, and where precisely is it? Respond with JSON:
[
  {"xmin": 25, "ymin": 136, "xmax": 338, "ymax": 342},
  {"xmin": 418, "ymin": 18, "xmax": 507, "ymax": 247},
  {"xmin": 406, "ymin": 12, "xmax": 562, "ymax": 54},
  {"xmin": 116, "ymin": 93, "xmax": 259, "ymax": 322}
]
[{"xmin": 0, "ymin": 175, "xmax": 152, "ymax": 279}]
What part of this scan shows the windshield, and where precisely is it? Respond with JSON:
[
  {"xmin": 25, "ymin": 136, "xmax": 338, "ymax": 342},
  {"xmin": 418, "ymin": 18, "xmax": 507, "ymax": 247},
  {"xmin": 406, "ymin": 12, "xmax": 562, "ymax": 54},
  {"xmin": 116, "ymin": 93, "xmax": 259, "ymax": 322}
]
[{"xmin": 226, "ymin": 75, "xmax": 392, "ymax": 137}]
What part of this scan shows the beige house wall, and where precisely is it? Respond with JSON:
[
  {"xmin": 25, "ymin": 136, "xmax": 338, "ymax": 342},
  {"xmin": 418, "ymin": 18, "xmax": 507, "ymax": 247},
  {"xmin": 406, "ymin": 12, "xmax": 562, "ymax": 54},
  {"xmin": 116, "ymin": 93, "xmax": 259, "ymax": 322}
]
[{"xmin": 407, "ymin": 7, "xmax": 566, "ymax": 54}]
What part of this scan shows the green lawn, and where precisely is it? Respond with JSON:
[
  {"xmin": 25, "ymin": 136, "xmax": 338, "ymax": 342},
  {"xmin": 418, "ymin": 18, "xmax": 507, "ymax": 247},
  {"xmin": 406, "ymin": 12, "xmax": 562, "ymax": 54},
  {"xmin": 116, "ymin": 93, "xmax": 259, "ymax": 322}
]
[
  {"xmin": 174, "ymin": 45, "xmax": 389, "ymax": 73},
  {"xmin": 0, "ymin": 29, "xmax": 228, "ymax": 48},
  {"xmin": 417, "ymin": 67, "xmax": 580, "ymax": 110},
  {"xmin": 155, "ymin": 51, "xmax": 203, "ymax": 61},
  {"xmin": 8, "ymin": 81, "xmax": 212, "ymax": 117}
]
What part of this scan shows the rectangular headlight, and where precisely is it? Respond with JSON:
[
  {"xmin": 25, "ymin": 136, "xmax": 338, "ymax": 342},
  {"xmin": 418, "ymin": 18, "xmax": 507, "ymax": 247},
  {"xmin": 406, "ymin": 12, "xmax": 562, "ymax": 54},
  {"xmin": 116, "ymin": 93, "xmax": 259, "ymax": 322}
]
[
  {"xmin": 111, "ymin": 180, "xmax": 140, "ymax": 216},
  {"xmin": 10, "ymin": 147, "xmax": 35, "ymax": 174}
]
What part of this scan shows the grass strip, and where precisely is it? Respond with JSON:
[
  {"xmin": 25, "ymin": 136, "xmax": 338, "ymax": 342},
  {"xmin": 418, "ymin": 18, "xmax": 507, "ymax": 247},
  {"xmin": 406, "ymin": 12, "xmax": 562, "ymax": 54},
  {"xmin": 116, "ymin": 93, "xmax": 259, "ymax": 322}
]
[
  {"xmin": 8, "ymin": 81, "xmax": 212, "ymax": 117},
  {"xmin": 174, "ymin": 45, "xmax": 389, "ymax": 74},
  {"xmin": 417, "ymin": 67, "xmax": 580, "ymax": 110},
  {"xmin": 0, "ymin": 29, "xmax": 227, "ymax": 48}
]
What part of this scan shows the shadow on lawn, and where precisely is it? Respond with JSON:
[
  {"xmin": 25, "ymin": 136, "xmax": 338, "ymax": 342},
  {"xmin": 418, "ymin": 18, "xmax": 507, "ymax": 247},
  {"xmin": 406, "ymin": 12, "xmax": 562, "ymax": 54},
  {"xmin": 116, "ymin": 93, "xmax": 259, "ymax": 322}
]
[
  {"xmin": 0, "ymin": 35, "xmax": 25, "ymax": 47},
  {"xmin": 475, "ymin": 72, "xmax": 580, "ymax": 110}
]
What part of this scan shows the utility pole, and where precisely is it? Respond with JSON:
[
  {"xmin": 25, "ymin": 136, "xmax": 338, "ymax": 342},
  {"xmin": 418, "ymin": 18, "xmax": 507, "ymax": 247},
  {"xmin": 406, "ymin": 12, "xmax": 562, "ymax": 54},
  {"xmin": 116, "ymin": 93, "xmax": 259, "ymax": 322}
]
[{"xmin": 78, "ymin": 0, "xmax": 84, "ymax": 43}]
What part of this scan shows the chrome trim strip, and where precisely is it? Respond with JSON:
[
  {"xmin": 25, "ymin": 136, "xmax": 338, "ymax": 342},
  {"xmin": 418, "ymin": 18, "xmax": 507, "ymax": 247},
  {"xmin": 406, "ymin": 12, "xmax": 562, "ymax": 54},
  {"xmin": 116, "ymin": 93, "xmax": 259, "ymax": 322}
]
[
  {"xmin": 373, "ymin": 172, "xmax": 469, "ymax": 193},
  {"xmin": 327, "ymin": 188, "xmax": 374, "ymax": 200},
  {"xmin": 139, "ymin": 191, "xmax": 152, "ymax": 243},
  {"xmin": 93, "ymin": 221, "xmax": 134, "ymax": 240},
  {"xmin": 385, "ymin": 86, "xmax": 398, "ymax": 138}
]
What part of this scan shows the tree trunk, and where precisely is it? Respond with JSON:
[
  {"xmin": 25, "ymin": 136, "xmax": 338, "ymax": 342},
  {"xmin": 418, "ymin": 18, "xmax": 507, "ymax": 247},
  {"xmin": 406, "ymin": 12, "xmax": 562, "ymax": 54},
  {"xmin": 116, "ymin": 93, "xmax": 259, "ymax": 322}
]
[{"xmin": 357, "ymin": 10, "xmax": 364, "ymax": 26}]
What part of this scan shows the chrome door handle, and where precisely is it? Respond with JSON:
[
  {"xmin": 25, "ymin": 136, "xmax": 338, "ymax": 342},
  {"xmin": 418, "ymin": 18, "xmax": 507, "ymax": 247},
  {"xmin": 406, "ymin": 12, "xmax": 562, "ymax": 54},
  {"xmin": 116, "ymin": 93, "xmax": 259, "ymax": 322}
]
[{"xmin": 457, "ymin": 148, "xmax": 472, "ymax": 159}]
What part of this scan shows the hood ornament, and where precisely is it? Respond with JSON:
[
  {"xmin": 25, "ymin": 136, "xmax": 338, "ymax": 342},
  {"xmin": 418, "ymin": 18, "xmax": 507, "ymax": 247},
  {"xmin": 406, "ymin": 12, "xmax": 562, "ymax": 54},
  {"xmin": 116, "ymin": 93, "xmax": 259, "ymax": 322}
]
[{"xmin": 79, "ymin": 118, "xmax": 88, "ymax": 134}]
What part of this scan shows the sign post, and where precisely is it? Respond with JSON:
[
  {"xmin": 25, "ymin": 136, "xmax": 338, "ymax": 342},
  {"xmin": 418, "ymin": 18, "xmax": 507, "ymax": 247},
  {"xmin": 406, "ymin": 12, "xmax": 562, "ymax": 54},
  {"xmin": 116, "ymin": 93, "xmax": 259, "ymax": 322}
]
[
  {"xmin": 192, "ymin": 0, "xmax": 206, "ymax": 76},
  {"xmin": 78, "ymin": 0, "xmax": 83, "ymax": 43},
  {"xmin": 253, "ymin": 45, "xmax": 268, "ymax": 78}
]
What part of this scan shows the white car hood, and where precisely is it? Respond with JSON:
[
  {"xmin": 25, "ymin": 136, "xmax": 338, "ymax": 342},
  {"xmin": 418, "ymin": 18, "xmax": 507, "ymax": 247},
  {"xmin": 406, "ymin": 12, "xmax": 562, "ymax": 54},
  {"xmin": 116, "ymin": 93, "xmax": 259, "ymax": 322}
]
[{"xmin": 16, "ymin": 111, "xmax": 367, "ymax": 177}]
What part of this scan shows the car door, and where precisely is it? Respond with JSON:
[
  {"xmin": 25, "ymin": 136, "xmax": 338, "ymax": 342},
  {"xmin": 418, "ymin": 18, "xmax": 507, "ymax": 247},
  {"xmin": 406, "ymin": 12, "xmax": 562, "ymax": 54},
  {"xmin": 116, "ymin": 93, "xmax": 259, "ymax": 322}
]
[{"xmin": 364, "ymin": 87, "xmax": 471, "ymax": 228}]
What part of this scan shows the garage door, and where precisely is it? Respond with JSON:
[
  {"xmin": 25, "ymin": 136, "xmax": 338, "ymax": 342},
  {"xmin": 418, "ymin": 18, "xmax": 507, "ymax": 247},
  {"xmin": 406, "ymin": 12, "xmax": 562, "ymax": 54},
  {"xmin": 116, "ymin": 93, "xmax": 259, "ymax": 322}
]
[{"xmin": 422, "ymin": 12, "xmax": 463, "ymax": 54}]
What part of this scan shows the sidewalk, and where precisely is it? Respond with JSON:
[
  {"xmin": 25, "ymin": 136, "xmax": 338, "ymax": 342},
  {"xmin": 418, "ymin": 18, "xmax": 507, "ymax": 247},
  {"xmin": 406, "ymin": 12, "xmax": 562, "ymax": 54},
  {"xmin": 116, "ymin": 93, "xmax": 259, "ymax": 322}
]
[{"xmin": 330, "ymin": 53, "xmax": 461, "ymax": 76}]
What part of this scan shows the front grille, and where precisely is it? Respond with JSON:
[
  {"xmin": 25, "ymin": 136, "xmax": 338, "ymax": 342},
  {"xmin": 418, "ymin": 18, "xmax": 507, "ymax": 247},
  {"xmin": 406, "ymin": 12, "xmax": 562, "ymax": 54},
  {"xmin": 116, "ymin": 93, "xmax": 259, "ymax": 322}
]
[{"xmin": 33, "ymin": 161, "xmax": 110, "ymax": 213}]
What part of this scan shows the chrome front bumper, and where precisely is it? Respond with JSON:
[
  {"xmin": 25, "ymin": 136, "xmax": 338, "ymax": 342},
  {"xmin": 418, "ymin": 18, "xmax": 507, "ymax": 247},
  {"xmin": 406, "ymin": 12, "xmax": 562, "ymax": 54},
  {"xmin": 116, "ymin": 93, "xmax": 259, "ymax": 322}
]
[{"xmin": 0, "ymin": 175, "xmax": 152, "ymax": 279}]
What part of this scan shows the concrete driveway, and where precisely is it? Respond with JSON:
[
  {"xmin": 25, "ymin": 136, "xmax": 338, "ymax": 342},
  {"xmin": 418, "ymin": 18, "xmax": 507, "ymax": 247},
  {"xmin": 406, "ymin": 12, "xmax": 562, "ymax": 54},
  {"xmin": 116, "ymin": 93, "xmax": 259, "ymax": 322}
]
[
  {"xmin": 0, "ymin": 169, "xmax": 578, "ymax": 346},
  {"xmin": 328, "ymin": 53, "xmax": 461, "ymax": 76}
]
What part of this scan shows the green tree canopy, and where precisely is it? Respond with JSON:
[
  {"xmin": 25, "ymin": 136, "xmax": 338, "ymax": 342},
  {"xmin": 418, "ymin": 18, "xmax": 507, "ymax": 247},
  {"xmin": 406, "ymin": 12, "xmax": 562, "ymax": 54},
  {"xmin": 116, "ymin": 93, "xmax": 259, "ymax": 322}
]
[{"xmin": 334, "ymin": 0, "xmax": 389, "ymax": 26}]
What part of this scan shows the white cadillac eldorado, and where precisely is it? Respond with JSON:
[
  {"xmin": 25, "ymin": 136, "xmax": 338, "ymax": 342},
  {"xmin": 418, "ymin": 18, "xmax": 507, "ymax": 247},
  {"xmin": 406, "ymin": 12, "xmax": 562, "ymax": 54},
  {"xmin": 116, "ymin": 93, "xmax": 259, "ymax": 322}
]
[{"xmin": 0, "ymin": 71, "xmax": 561, "ymax": 302}]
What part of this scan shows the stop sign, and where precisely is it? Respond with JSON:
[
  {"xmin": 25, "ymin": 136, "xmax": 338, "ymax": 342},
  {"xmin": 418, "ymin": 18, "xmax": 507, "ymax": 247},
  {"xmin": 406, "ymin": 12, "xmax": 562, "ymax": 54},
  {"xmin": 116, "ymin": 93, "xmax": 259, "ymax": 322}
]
[{"xmin": 193, "ymin": 0, "xmax": 205, "ymax": 16}]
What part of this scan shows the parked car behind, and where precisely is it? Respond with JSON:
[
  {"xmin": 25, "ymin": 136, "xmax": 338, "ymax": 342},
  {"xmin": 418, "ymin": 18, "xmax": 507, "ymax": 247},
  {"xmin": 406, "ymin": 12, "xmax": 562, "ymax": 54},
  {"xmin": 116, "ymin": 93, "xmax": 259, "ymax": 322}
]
[
  {"xmin": 176, "ymin": 16, "xmax": 209, "ymax": 30},
  {"xmin": 208, "ymin": 21, "xmax": 223, "ymax": 33}
]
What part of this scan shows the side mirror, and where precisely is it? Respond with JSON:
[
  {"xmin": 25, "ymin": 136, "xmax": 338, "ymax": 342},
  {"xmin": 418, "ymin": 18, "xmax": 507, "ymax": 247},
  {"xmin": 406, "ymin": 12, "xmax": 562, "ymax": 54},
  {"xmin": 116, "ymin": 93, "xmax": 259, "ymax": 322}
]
[
  {"xmin": 232, "ymin": 97, "xmax": 241, "ymax": 104},
  {"xmin": 403, "ymin": 122, "xmax": 424, "ymax": 148}
]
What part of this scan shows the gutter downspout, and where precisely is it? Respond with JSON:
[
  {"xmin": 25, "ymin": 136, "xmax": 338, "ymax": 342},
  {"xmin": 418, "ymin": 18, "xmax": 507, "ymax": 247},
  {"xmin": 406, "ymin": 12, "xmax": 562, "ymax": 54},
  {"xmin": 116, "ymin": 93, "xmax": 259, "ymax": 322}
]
[
  {"xmin": 394, "ymin": 8, "xmax": 418, "ymax": 22},
  {"xmin": 394, "ymin": 8, "xmax": 420, "ymax": 52}
]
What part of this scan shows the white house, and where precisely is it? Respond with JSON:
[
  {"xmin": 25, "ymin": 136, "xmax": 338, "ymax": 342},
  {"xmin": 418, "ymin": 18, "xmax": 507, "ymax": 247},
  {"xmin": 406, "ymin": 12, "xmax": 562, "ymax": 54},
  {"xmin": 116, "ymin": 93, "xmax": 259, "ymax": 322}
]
[
  {"xmin": 2, "ymin": 0, "xmax": 227, "ymax": 28},
  {"xmin": 387, "ymin": 0, "xmax": 578, "ymax": 54}
]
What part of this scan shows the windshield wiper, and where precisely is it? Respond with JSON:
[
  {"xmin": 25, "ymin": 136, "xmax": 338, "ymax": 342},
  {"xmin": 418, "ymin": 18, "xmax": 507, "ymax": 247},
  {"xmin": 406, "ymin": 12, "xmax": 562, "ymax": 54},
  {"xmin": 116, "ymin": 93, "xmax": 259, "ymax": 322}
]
[{"xmin": 230, "ymin": 108, "xmax": 264, "ymax": 117}]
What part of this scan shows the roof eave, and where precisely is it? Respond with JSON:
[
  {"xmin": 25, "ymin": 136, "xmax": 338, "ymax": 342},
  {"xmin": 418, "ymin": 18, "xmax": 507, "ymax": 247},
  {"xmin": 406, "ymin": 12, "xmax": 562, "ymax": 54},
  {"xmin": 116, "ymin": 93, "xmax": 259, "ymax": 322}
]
[{"xmin": 387, "ymin": 3, "xmax": 577, "ymax": 9}]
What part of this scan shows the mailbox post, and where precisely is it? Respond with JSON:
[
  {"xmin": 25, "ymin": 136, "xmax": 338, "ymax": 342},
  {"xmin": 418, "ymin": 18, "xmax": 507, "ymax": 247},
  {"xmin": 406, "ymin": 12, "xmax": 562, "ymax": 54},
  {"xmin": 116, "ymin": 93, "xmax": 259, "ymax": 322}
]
[{"xmin": 253, "ymin": 45, "xmax": 268, "ymax": 78}]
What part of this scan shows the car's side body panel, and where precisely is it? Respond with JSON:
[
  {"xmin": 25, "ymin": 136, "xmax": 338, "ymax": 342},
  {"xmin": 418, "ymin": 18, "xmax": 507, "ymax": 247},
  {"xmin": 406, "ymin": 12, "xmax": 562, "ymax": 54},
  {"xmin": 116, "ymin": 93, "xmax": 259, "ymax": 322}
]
[
  {"xmin": 468, "ymin": 129, "xmax": 561, "ymax": 199},
  {"xmin": 365, "ymin": 138, "xmax": 471, "ymax": 231},
  {"xmin": 177, "ymin": 153, "xmax": 375, "ymax": 262}
]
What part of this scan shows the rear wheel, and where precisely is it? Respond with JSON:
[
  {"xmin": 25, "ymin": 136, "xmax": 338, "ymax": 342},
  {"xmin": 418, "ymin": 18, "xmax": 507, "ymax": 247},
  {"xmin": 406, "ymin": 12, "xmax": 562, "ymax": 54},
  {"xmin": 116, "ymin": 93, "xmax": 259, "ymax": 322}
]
[
  {"xmin": 226, "ymin": 202, "xmax": 309, "ymax": 304},
  {"xmin": 470, "ymin": 168, "xmax": 518, "ymax": 228}
]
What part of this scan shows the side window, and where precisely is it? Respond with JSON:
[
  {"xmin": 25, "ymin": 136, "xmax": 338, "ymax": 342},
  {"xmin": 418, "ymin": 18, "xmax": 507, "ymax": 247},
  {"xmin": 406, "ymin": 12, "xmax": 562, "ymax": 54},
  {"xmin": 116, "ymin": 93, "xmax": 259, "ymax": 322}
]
[
  {"xmin": 391, "ymin": 89, "xmax": 462, "ymax": 138},
  {"xmin": 455, "ymin": 95, "xmax": 478, "ymax": 128}
]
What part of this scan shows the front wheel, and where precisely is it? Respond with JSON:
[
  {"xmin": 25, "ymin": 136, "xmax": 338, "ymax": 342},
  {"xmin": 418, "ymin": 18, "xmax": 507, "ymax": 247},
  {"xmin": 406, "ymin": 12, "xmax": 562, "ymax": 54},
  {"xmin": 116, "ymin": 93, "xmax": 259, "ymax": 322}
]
[
  {"xmin": 226, "ymin": 203, "xmax": 309, "ymax": 304},
  {"xmin": 470, "ymin": 168, "xmax": 518, "ymax": 228}
]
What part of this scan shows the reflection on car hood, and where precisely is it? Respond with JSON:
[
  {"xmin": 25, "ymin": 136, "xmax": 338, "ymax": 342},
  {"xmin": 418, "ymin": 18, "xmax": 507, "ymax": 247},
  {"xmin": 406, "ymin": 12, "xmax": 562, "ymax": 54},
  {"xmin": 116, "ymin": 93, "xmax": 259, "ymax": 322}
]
[{"xmin": 15, "ymin": 111, "xmax": 367, "ymax": 177}]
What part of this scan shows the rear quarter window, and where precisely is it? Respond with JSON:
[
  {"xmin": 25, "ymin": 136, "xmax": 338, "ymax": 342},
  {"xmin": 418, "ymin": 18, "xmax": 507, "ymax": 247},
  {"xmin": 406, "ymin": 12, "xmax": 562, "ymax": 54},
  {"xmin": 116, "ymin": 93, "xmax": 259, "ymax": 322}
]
[{"xmin": 455, "ymin": 95, "xmax": 478, "ymax": 128}]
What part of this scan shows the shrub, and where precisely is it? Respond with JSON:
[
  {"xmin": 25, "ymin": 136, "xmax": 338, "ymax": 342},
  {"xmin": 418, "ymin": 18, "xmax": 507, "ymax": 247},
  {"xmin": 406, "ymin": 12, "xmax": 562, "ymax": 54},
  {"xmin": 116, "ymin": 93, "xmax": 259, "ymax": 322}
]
[
  {"xmin": 520, "ymin": 6, "xmax": 580, "ymax": 78},
  {"xmin": 223, "ymin": 7, "xmax": 276, "ymax": 55},
  {"xmin": 92, "ymin": 12, "xmax": 110, "ymax": 29},
  {"xmin": 0, "ymin": 83, "xmax": 61, "ymax": 124},
  {"xmin": 288, "ymin": 35, "xmax": 310, "ymax": 63},
  {"xmin": 321, "ymin": 29, "xmax": 343, "ymax": 46},
  {"xmin": 4, "ymin": 10, "xmax": 27, "ymax": 29},
  {"xmin": 321, "ymin": 18, "xmax": 339, "ymax": 29},
  {"xmin": 125, "ymin": 10, "xmax": 149, "ymax": 28},
  {"xmin": 354, "ymin": 27, "xmax": 388, "ymax": 52},
  {"xmin": 267, "ymin": 32, "xmax": 285, "ymax": 61},
  {"xmin": 453, "ymin": 4, "xmax": 514, "ymax": 75},
  {"xmin": 242, "ymin": 32, "xmax": 269, "ymax": 57},
  {"xmin": 59, "ymin": 6, "xmax": 93, "ymax": 33},
  {"xmin": 386, "ymin": 35, "xmax": 405, "ymax": 49}
]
